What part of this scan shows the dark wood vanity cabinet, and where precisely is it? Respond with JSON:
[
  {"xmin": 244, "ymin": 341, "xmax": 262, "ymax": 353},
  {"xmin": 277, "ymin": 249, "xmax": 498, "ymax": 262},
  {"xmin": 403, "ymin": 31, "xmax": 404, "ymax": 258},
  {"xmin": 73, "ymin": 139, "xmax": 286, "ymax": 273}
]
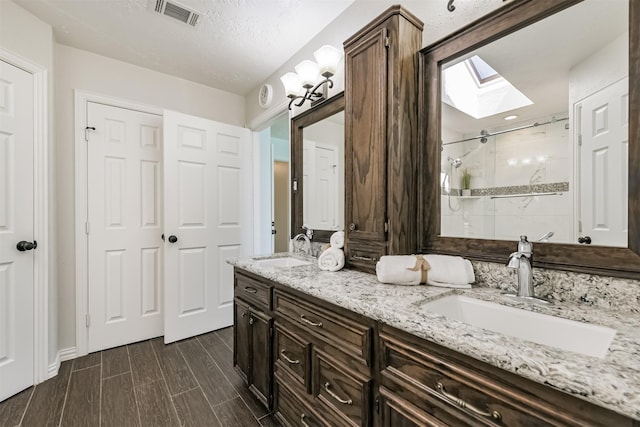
[
  {"xmin": 233, "ymin": 268, "xmax": 638, "ymax": 426},
  {"xmin": 272, "ymin": 287, "xmax": 374, "ymax": 427},
  {"xmin": 233, "ymin": 270, "xmax": 274, "ymax": 409},
  {"xmin": 343, "ymin": 6, "xmax": 423, "ymax": 273},
  {"xmin": 378, "ymin": 324, "xmax": 636, "ymax": 427}
]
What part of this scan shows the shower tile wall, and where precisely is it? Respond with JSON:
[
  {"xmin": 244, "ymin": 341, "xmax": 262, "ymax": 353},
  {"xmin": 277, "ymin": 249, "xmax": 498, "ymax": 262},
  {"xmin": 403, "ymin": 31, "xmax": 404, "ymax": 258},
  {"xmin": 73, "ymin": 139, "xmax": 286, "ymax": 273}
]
[{"xmin": 441, "ymin": 117, "xmax": 573, "ymax": 243}]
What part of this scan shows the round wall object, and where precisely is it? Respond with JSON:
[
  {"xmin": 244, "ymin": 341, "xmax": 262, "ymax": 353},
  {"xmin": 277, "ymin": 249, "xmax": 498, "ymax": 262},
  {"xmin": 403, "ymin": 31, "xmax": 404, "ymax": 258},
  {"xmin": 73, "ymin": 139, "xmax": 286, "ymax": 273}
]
[{"xmin": 258, "ymin": 84, "xmax": 273, "ymax": 108}]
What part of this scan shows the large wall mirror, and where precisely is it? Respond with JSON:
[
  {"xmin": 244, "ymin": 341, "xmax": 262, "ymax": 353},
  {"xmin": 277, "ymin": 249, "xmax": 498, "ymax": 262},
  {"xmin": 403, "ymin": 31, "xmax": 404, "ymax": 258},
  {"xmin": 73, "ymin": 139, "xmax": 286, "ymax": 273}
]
[
  {"xmin": 291, "ymin": 92, "xmax": 345, "ymax": 242},
  {"xmin": 419, "ymin": 0, "xmax": 639, "ymax": 278}
]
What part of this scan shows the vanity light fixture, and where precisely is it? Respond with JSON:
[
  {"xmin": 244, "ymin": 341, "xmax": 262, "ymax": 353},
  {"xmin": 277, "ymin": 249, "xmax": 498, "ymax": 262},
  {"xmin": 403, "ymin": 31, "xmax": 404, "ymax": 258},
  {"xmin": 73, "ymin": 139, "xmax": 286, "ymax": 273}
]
[
  {"xmin": 504, "ymin": 115, "xmax": 518, "ymax": 120},
  {"xmin": 280, "ymin": 45, "xmax": 343, "ymax": 110}
]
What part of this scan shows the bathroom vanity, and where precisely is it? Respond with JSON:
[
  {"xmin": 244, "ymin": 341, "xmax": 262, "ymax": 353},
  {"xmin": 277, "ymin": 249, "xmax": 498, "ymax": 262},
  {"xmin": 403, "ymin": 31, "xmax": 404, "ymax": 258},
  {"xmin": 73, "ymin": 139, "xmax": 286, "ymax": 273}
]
[
  {"xmin": 230, "ymin": 255, "xmax": 640, "ymax": 426},
  {"xmin": 254, "ymin": 0, "xmax": 640, "ymax": 424}
]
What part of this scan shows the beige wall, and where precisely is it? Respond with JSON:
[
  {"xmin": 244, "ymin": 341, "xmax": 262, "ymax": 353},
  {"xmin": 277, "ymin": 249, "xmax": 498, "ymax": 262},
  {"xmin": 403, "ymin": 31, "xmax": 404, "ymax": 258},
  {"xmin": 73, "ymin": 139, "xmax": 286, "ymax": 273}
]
[
  {"xmin": 55, "ymin": 44, "xmax": 246, "ymax": 352},
  {"xmin": 0, "ymin": 0, "xmax": 58, "ymax": 367},
  {"xmin": 245, "ymin": 0, "xmax": 508, "ymax": 127}
]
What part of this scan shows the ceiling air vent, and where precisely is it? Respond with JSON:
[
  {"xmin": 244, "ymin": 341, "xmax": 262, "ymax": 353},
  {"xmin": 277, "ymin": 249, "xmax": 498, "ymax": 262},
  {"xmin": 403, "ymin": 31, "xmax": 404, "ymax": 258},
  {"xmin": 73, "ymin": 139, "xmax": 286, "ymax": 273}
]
[{"xmin": 153, "ymin": 0, "xmax": 200, "ymax": 27}]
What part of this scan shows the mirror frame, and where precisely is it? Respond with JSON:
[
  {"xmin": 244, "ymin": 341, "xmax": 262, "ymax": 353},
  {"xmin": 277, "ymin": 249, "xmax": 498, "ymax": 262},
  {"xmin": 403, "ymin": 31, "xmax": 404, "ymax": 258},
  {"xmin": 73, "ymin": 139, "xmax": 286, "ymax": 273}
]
[
  {"xmin": 418, "ymin": 0, "xmax": 640, "ymax": 279},
  {"xmin": 291, "ymin": 92, "xmax": 345, "ymax": 243}
]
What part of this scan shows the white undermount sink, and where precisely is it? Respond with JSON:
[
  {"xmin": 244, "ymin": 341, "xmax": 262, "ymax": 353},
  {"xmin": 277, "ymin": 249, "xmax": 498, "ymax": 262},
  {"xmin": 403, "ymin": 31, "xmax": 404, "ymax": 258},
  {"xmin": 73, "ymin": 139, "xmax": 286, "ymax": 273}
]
[
  {"xmin": 255, "ymin": 257, "xmax": 312, "ymax": 268},
  {"xmin": 422, "ymin": 295, "xmax": 616, "ymax": 358}
]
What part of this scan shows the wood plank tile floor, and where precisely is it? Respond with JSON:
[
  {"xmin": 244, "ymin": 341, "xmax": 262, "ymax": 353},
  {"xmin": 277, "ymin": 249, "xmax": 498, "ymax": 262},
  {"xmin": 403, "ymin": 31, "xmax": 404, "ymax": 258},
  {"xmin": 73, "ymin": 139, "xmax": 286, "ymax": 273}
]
[{"xmin": 0, "ymin": 327, "xmax": 281, "ymax": 427}]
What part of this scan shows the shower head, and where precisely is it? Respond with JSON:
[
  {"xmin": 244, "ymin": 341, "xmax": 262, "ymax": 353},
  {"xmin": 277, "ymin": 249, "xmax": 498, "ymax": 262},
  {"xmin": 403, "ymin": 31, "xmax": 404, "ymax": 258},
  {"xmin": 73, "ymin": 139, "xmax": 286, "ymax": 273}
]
[{"xmin": 447, "ymin": 156, "xmax": 462, "ymax": 168}]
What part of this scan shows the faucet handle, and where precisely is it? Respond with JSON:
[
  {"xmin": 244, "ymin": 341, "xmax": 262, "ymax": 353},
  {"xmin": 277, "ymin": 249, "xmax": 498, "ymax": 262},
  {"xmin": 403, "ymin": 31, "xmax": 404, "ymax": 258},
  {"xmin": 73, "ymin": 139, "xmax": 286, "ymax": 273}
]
[
  {"xmin": 302, "ymin": 224, "xmax": 313, "ymax": 240},
  {"xmin": 517, "ymin": 235, "xmax": 532, "ymax": 253}
]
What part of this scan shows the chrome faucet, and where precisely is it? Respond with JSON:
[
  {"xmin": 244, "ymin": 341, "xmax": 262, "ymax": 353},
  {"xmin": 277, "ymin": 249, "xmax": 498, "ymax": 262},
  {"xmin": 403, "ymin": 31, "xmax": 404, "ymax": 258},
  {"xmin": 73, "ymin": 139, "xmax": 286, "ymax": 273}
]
[
  {"xmin": 291, "ymin": 225, "xmax": 313, "ymax": 255},
  {"xmin": 506, "ymin": 235, "xmax": 535, "ymax": 298}
]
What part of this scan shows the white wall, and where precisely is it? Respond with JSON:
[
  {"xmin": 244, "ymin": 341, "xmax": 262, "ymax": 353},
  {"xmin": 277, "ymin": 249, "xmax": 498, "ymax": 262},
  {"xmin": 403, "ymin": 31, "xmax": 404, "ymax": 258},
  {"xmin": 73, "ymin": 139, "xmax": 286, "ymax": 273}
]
[
  {"xmin": 0, "ymin": 0, "xmax": 58, "ymax": 369},
  {"xmin": 55, "ymin": 44, "xmax": 246, "ymax": 352},
  {"xmin": 245, "ymin": 0, "xmax": 508, "ymax": 127}
]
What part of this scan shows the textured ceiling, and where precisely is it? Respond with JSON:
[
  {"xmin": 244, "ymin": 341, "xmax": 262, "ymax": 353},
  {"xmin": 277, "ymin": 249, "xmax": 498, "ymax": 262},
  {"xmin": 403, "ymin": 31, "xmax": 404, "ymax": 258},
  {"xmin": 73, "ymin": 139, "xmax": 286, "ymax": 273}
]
[{"xmin": 14, "ymin": 0, "xmax": 354, "ymax": 95}]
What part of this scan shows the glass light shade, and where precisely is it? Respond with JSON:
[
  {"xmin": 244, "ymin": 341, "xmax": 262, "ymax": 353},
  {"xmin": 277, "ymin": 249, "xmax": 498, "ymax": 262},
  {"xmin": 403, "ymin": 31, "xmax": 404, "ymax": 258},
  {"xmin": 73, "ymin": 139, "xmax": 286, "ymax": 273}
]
[
  {"xmin": 314, "ymin": 45, "xmax": 343, "ymax": 77},
  {"xmin": 295, "ymin": 60, "xmax": 320, "ymax": 88},
  {"xmin": 280, "ymin": 72, "xmax": 303, "ymax": 97}
]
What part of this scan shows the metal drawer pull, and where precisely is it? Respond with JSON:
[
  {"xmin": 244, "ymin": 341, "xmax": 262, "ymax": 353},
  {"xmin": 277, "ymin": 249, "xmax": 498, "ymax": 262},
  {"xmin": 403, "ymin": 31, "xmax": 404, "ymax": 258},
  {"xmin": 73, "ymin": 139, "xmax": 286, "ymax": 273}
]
[
  {"xmin": 352, "ymin": 255, "xmax": 377, "ymax": 262},
  {"xmin": 244, "ymin": 286, "xmax": 258, "ymax": 293},
  {"xmin": 280, "ymin": 349, "xmax": 300, "ymax": 365},
  {"xmin": 300, "ymin": 414, "xmax": 310, "ymax": 427},
  {"xmin": 323, "ymin": 382, "xmax": 353, "ymax": 405},
  {"xmin": 435, "ymin": 382, "xmax": 501, "ymax": 420},
  {"xmin": 300, "ymin": 314, "xmax": 323, "ymax": 327}
]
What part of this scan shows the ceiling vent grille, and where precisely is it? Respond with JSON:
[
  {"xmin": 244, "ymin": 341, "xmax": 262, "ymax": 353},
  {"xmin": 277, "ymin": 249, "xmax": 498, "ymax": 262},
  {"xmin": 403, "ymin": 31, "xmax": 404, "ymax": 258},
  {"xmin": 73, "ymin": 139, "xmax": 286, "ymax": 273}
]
[{"xmin": 153, "ymin": 0, "xmax": 200, "ymax": 27}]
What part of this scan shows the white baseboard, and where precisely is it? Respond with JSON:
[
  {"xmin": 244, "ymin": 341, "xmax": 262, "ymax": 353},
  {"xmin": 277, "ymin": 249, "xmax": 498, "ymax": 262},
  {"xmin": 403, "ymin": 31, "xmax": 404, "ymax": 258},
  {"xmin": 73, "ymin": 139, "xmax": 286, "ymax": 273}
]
[
  {"xmin": 47, "ymin": 347, "xmax": 77, "ymax": 379},
  {"xmin": 59, "ymin": 347, "xmax": 77, "ymax": 362}
]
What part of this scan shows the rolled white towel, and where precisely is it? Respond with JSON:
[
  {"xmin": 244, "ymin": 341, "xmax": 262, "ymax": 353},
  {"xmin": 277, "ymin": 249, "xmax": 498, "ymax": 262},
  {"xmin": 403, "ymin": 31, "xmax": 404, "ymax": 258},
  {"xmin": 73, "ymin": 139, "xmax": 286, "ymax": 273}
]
[
  {"xmin": 376, "ymin": 255, "xmax": 428, "ymax": 285},
  {"xmin": 318, "ymin": 247, "xmax": 345, "ymax": 272},
  {"xmin": 330, "ymin": 231, "xmax": 344, "ymax": 249},
  {"xmin": 423, "ymin": 254, "xmax": 475, "ymax": 287}
]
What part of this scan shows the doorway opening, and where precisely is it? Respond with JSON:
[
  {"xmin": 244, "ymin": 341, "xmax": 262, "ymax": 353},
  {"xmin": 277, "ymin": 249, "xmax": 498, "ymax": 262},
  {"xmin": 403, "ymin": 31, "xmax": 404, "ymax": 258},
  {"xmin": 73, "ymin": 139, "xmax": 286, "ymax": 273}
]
[{"xmin": 256, "ymin": 112, "xmax": 290, "ymax": 253}]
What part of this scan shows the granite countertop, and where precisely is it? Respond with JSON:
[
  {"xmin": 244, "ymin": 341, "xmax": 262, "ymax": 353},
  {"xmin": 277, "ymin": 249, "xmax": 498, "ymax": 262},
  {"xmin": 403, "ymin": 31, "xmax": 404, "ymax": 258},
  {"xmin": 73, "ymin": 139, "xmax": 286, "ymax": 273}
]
[{"xmin": 228, "ymin": 253, "xmax": 640, "ymax": 421}]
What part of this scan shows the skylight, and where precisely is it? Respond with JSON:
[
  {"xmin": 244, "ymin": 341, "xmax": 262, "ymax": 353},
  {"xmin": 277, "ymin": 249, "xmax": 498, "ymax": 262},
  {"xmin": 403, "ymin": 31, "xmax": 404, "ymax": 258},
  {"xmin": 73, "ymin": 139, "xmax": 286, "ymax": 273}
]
[
  {"xmin": 467, "ymin": 56, "xmax": 500, "ymax": 84},
  {"xmin": 442, "ymin": 55, "xmax": 533, "ymax": 119}
]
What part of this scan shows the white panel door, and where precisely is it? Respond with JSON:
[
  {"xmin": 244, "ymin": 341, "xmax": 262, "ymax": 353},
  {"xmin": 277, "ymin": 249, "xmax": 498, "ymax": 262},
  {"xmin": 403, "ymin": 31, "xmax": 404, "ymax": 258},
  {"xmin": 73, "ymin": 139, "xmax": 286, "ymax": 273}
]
[
  {"xmin": 578, "ymin": 77, "xmax": 628, "ymax": 246},
  {"xmin": 87, "ymin": 102, "xmax": 163, "ymax": 352},
  {"xmin": 314, "ymin": 143, "xmax": 338, "ymax": 230},
  {"xmin": 163, "ymin": 110, "xmax": 252, "ymax": 343},
  {"xmin": 302, "ymin": 139, "xmax": 315, "ymax": 227},
  {"xmin": 302, "ymin": 140, "xmax": 339, "ymax": 230},
  {"xmin": 0, "ymin": 60, "xmax": 34, "ymax": 401}
]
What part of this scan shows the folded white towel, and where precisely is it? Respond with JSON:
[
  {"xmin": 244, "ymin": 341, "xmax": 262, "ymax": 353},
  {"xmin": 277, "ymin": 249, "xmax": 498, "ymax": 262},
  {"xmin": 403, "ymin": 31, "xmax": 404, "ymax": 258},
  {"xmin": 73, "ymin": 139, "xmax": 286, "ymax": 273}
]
[
  {"xmin": 376, "ymin": 255, "xmax": 427, "ymax": 285},
  {"xmin": 423, "ymin": 254, "xmax": 475, "ymax": 287},
  {"xmin": 318, "ymin": 247, "xmax": 345, "ymax": 272},
  {"xmin": 330, "ymin": 231, "xmax": 344, "ymax": 249}
]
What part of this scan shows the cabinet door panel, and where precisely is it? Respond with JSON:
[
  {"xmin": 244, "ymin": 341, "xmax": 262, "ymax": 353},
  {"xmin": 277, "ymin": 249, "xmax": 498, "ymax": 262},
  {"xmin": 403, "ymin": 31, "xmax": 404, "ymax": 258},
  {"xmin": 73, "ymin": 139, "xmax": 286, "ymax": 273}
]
[
  {"xmin": 249, "ymin": 308, "xmax": 273, "ymax": 407},
  {"xmin": 233, "ymin": 299, "xmax": 250, "ymax": 382},
  {"xmin": 345, "ymin": 26, "xmax": 388, "ymax": 242}
]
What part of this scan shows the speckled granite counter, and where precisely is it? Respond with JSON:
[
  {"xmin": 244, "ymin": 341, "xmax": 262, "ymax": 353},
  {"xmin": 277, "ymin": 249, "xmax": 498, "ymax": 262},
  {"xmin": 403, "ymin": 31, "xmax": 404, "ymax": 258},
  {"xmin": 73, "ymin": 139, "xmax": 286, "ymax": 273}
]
[{"xmin": 228, "ymin": 253, "xmax": 640, "ymax": 421}]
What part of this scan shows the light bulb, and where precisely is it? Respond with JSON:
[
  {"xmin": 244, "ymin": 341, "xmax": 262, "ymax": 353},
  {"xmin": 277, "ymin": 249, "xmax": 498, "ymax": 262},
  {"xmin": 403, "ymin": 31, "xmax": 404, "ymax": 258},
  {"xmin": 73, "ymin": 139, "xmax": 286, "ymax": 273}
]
[
  {"xmin": 280, "ymin": 72, "xmax": 303, "ymax": 97},
  {"xmin": 295, "ymin": 60, "xmax": 320, "ymax": 88},
  {"xmin": 314, "ymin": 45, "xmax": 343, "ymax": 77}
]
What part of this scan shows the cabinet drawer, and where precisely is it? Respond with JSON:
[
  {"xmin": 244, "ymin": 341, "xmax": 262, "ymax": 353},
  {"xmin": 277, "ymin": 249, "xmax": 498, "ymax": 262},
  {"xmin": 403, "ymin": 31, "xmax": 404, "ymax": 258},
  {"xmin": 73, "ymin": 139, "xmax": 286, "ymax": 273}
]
[
  {"xmin": 274, "ymin": 320, "xmax": 310, "ymax": 390},
  {"xmin": 380, "ymin": 330, "xmax": 613, "ymax": 427},
  {"xmin": 275, "ymin": 372, "xmax": 327, "ymax": 427},
  {"xmin": 346, "ymin": 242, "xmax": 386, "ymax": 273},
  {"xmin": 313, "ymin": 350, "xmax": 371, "ymax": 427},
  {"xmin": 274, "ymin": 290, "xmax": 372, "ymax": 364},
  {"xmin": 379, "ymin": 385, "xmax": 453, "ymax": 427},
  {"xmin": 234, "ymin": 270, "xmax": 272, "ymax": 310},
  {"xmin": 275, "ymin": 380, "xmax": 326, "ymax": 427}
]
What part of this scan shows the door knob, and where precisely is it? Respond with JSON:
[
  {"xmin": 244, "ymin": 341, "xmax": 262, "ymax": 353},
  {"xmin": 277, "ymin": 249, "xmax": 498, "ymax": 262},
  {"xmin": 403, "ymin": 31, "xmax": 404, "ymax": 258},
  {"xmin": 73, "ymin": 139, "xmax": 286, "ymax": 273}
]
[
  {"xmin": 17, "ymin": 240, "xmax": 37, "ymax": 251},
  {"xmin": 348, "ymin": 223, "xmax": 356, "ymax": 231},
  {"xmin": 578, "ymin": 236, "xmax": 592, "ymax": 244},
  {"xmin": 168, "ymin": 235, "xmax": 178, "ymax": 243}
]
